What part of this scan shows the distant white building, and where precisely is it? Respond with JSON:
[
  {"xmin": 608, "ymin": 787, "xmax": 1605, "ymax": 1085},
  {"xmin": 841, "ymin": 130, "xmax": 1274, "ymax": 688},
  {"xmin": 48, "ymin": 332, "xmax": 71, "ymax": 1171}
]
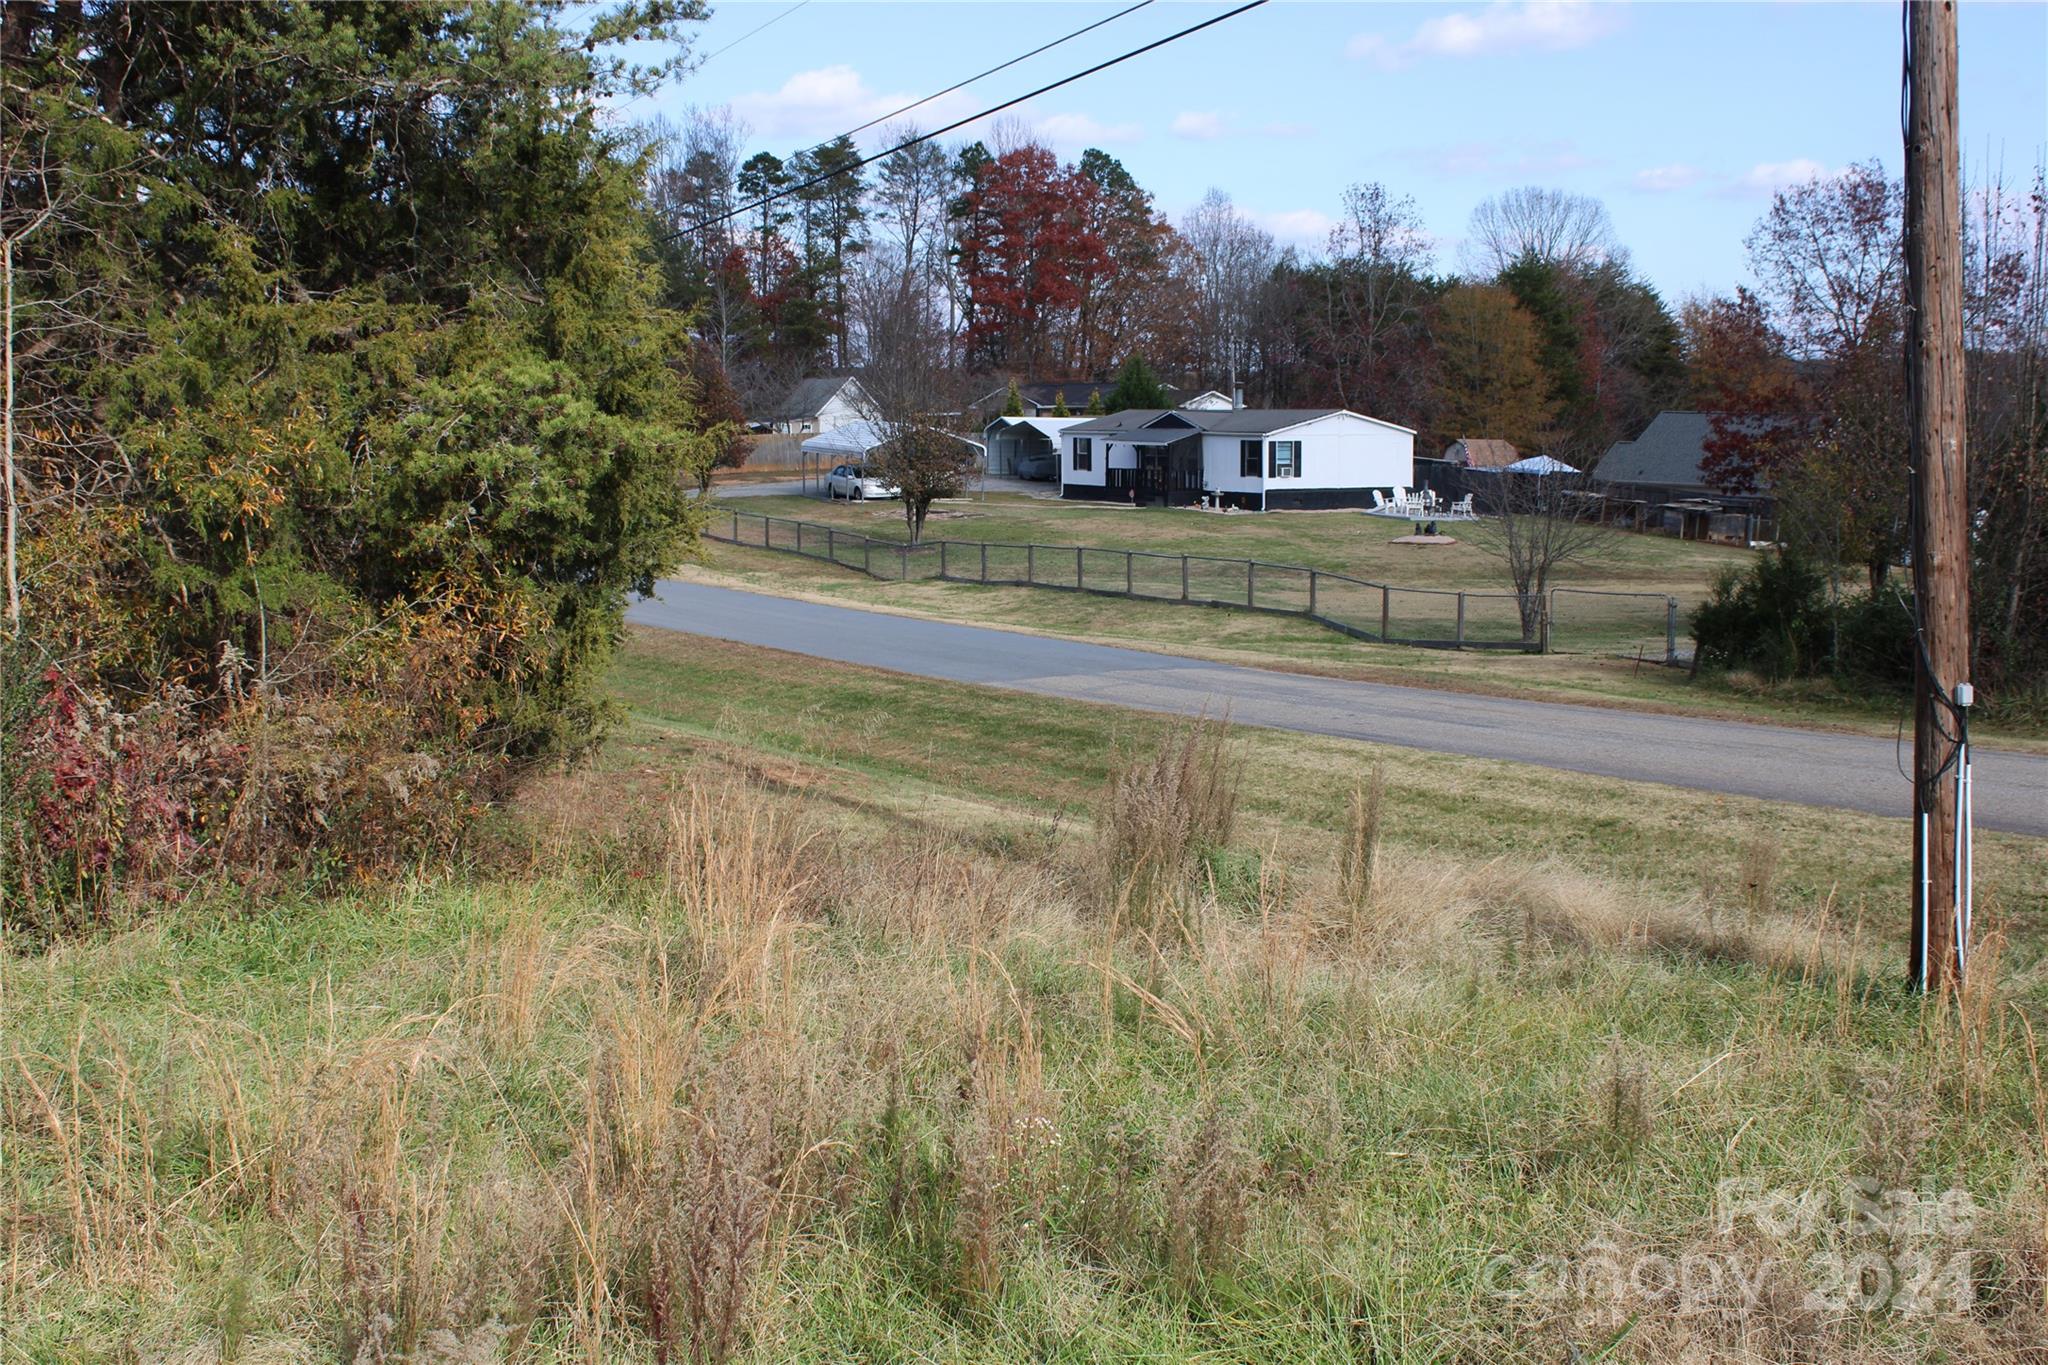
[
  {"xmin": 1177, "ymin": 389, "xmax": 1236, "ymax": 411},
  {"xmin": 1056, "ymin": 408, "xmax": 1414, "ymax": 510},
  {"xmin": 762, "ymin": 376, "xmax": 870, "ymax": 435}
]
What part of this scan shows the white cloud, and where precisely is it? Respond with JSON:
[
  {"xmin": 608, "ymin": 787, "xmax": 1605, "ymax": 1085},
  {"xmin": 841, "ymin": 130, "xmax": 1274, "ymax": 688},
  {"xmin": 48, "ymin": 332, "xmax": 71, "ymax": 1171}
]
[
  {"xmin": 1250, "ymin": 208, "xmax": 1336, "ymax": 247},
  {"xmin": 1349, "ymin": 1, "xmax": 1623, "ymax": 70},
  {"xmin": 1033, "ymin": 112, "xmax": 1144, "ymax": 148},
  {"xmin": 728, "ymin": 65, "xmax": 970, "ymax": 142},
  {"xmin": 1171, "ymin": 111, "xmax": 1227, "ymax": 141},
  {"xmin": 1633, "ymin": 163, "xmax": 1703, "ymax": 192},
  {"xmin": 1736, "ymin": 158, "xmax": 1830, "ymax": 193}
]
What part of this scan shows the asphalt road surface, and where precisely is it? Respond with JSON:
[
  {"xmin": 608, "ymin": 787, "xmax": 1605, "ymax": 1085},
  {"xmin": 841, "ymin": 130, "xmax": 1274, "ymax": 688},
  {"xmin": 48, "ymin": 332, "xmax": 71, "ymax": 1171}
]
[{"xmin": 628, "ymin": 580, "xmax": 2048, "ymax": 838}]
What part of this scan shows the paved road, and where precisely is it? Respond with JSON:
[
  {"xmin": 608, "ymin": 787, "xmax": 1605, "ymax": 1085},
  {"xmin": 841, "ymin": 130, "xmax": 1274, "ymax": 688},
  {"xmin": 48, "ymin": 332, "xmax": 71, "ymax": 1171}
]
[{"xmin": 627, "ymin": 580, "xmax": 2048, "ymax": 837}]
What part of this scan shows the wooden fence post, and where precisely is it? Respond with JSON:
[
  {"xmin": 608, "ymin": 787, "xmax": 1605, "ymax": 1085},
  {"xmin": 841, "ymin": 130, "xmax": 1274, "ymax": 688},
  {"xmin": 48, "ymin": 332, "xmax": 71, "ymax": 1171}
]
[
  {"xmin": 1246, "ymin": 560, "xmax": 1255, "ymax": 609},
  {"xmin": 1666, "ymin": 598, "xmax": 1678, "ymax": 665},
  {"xmin": 828, "ymin": 526, "xmax": 836, "ymax": 564},
  {"xmin": 1027, "ymin": 544, "xmax": 1035, "ymax": 584},
  {"xmin": 1380, "ymin": 585, "xmax": 1390, "ymax": 640},
  {"xmin": 1075, "ymin": 545, "xmax": 1083, "ymax": 589},
  {"xmin": 981, "ymin": 542, "xmax": 988, "ymax": 583},
  {"xmin": 1308, "ymin": 570, "xmax": 1317, "ymax": 618},
  {"xmin": 1456, "ymin": 592, "xmax": 1466, "ymax": 647},
  {"xmin": 1125, "ymin": 551, "xmax": 1133, "ymax": 596},
  {"xmin": 1181, "ymin": 554, "xmax": 1189, "ymax": 601}
]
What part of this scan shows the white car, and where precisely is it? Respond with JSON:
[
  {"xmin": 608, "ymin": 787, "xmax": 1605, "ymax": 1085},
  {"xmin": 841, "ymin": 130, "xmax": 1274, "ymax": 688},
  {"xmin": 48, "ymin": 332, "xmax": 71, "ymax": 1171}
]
[{"xmin": 825, "ymin": 463, "xmax": 899, "ymax": 500}]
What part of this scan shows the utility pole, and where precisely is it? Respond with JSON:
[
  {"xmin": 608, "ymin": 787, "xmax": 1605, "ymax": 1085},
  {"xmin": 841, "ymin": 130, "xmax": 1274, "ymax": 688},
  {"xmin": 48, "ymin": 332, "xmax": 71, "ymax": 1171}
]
[{"xmin": 1903, "ymin": 0, "xmax": 1973, "ymax": 992}]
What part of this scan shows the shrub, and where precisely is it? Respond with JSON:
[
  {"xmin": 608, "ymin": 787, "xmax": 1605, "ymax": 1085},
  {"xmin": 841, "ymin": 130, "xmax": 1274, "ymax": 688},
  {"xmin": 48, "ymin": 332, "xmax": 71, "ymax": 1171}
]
[{"xmin": 1690, "ymin": 552, "xmax": 1911, "ymax": 686}]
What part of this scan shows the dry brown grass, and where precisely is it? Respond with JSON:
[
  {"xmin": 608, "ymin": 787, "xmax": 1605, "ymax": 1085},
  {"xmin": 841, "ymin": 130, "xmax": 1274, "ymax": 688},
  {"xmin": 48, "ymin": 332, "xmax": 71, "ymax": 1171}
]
[
  {"xmin": 1094, "ymin": 715, "xmax": 1241, "ymax": 936},
  {"xmin": 8, "ymin": 733, "xmax": 2046, "ymax": 1361}
]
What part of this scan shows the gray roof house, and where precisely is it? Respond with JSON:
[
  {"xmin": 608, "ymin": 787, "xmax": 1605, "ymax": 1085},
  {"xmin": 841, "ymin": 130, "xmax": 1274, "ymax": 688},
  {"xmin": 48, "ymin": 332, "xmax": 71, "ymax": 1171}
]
[
  {"xmin": 761, "ymin": 376, "xmax": 870, "ymax": 435},
  {"xmin": 1593, "ymin": 411, "xmax": 1777, "ymax": 541},
  {"xmin": 1055, "ymin": 407, "xmax": 1415, "ymax": 510}
]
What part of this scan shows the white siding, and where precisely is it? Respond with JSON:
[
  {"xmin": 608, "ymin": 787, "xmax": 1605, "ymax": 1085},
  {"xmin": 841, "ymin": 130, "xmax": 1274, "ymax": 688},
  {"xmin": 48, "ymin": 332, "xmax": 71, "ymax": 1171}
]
[
  {"xmin": 1062, "ymin": 432, "xmax": 1107, "ymax": 489},
  {"xmin": 1269, "ymin": 412, "xmax": 1413, "ymax": 491}
]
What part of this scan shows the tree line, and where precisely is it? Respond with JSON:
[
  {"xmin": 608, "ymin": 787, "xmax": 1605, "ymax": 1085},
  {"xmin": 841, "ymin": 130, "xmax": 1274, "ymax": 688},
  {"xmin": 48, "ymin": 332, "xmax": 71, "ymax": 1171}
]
[{"xmin": 660, "ymin": 115, "xmax": 2043, "ymax": 697}]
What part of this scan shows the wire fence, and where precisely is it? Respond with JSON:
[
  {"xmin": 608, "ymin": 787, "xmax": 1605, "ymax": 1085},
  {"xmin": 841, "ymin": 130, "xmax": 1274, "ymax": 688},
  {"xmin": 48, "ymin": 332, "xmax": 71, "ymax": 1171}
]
[{"xmin": 712, "ymin": 508, "xmax": 1681, "ymax": 660}]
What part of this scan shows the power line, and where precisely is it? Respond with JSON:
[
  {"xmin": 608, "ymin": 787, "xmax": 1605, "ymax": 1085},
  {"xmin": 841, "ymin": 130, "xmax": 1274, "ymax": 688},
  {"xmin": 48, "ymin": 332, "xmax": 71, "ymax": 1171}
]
[
  {"xmin": 667, "ymin": 0, "xmax": 1267, "ymax": 242},
  {"xmin": 698, "ymin": 0, "xmax": 811, "ymax": 68},
  {"xmin": 795, "ymin": 0, "xmax": 1156, "ymax": 160}
]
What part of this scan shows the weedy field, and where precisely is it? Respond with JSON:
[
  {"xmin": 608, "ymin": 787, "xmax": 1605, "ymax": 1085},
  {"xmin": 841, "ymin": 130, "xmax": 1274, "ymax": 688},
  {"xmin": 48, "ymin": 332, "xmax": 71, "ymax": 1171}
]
[{"xmin": 6, "ymin": 630, "xmax": 2047, "ymax": 1362}]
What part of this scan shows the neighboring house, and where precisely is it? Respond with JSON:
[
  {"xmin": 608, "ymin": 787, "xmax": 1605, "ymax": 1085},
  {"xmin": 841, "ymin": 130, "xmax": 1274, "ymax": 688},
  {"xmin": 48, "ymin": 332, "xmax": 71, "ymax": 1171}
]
[
  {"xmin": 1592, "ymin": 411, "xmax": 1776, "ymax": 541},
  {"xmin": 1177, "ymin": 389, "xmax": 1237, "ymax": 411},
  {"xmin": 970, "ymin": 379, "xmax": 1186, "ymax": 419},
  {"xmin": 763, "ymin": 376, "xmax": 870, "ymax": 435},
  {"xmin": 983, "ymin": 415, "xmax": 1087, "ymax": 479},
  {"xmin": 1057, "ymin": 408, "xmax": 1414, "ymax": 510}
]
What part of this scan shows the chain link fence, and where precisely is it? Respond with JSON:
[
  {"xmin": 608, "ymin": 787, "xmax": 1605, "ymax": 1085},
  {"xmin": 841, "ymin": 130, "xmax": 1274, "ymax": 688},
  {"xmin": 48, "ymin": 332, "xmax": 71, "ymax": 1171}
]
[{"xmin": 712, "ymin": 509, "xmax": 1680, "ymax": 660}]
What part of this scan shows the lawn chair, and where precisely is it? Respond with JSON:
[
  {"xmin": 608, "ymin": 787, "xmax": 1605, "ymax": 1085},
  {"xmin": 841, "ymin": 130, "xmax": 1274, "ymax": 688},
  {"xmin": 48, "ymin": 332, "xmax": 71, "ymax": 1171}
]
[{"xmin": 1451, "ymin": 494, "xmax": 1475, "ymax": 518}]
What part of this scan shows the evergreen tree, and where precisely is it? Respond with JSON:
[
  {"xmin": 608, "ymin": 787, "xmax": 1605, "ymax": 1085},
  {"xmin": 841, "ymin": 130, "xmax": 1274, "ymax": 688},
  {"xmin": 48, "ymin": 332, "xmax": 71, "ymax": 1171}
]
[
  {"xmin": 2, "ymin": 0, "xmax": 719, "ymax": 905},
  {"xmin": 1086, "ymin": 388, "xmax": 1107, "ymax": 416},
  {"xmin": 1106, "ymin": 356, "xmax": 1169, "ymax": 411},
  {"xmin": 1051, "ymin": 391, "xmax": 1071, "ymax": 417},
  {"xmin": 1003, "ymin": 377, "xmax": 1024, "ymax": 416}
]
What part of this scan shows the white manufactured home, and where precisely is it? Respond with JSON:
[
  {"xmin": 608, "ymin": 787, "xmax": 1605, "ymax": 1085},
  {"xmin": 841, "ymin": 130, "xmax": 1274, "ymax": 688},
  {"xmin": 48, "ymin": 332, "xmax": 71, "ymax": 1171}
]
[{"xmin": 1057, "ymin": 408, "xmax": 1415, "ymax": 510}]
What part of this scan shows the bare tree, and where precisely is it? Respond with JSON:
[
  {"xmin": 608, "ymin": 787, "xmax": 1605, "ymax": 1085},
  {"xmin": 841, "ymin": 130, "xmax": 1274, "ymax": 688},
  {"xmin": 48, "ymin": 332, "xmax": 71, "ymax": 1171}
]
[
  {"xmin": 649, "ymin": 108, "xmax": 753, "ymax": 366},
  {"xmin": 1464, "ymin": 186, "xmax": 1616, "ymax": 277},
  {"xmin": 1314, "ymin": 182, "xmax": 1433, "ymax": 415},
  {"xmin": 1179, "ymin": 189, "xmax": 1274, "ymax": 397},
  {"xmin": 1466, "ymin": 463, "xmax": 1613, "ymax": 645},
  {"xmin": 848, "ymin": 264, "xmax": 977, "ymax": 543},
  {"xmin": 871, "ymin": 124, "xmax": 957, "ymax": 304}
]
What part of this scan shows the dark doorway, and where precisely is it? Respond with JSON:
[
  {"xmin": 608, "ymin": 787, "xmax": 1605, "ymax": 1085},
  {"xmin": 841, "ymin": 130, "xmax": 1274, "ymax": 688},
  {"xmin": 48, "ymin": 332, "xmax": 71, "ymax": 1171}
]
[{"xmin": 1137, "ymin": 453, "xmax": 1167, "ymax": 505}]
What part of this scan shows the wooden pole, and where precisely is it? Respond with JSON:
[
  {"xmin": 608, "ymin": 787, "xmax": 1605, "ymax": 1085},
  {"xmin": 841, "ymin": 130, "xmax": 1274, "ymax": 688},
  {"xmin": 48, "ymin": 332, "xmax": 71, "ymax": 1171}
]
[{"xmin": 1904, "ymin": 0, "xmax": 1971, "ymax": 992}]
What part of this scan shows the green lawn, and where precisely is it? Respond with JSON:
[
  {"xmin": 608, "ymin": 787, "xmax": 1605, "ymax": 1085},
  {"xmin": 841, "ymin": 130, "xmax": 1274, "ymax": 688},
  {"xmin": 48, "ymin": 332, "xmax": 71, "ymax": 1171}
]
[
  {"xmin": 8, "ymin": 629, "xmax": 2043, "ymax": 1361},
  {"xmin": 719, "ymin": 490, "xmax": 1748, "ymax": 602},
  {"xmin": 692, "ymin": 494, "xmax": 2046, "ymax": 748}
]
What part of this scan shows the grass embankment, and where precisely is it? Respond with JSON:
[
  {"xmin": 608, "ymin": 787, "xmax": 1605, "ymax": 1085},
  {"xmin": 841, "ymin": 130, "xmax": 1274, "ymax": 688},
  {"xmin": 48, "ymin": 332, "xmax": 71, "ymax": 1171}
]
[{"xmin": 8, "ymin": 630, "xmax": 2046, "ymax": 1360}]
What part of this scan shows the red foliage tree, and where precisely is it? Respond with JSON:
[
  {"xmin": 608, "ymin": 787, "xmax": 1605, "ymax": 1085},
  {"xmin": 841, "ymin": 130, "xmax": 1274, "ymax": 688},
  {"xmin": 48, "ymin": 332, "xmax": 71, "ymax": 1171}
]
[{"xmin": 954, "ymin": 146, "xmax": 1107, "ymax": 375}]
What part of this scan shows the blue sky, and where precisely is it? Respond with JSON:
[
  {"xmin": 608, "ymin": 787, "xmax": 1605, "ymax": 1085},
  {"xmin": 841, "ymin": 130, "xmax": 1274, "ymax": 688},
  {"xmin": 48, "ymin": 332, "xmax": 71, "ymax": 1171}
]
[{"xmin": 621, "ymin": 0, "xmax": 2048, "ymax": 303}]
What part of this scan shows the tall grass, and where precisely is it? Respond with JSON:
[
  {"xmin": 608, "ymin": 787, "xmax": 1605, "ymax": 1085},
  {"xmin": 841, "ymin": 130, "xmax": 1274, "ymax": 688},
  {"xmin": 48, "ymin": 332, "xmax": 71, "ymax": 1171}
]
[{"xmin": 6, "ymin": 742, "xmax": 2046, "ymax": 1361}]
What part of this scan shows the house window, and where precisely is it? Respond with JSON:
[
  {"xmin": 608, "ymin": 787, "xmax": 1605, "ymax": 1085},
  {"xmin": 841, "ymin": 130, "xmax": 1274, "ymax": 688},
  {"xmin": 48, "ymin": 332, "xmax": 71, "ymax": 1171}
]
[
  {"xmin": 1073, "ymin": 437, "xmax": 1093, "ymax": 472},
  {"xmin": 1269, "ymin": 440, "xmax": 1300, "ymax": 479},
  {"xmin": 1240, "ymin": 439, "xmax": 1261, "ymax": 478}
]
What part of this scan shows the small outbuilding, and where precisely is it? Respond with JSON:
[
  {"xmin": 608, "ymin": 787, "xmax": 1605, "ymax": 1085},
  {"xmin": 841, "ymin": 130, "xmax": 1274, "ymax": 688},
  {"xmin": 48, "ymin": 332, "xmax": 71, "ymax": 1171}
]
[
  {"xmin": 798, "ymin": 421, "xmax": 983, "ymax": 491},
  {"xmin": 983, "ymin": 416, "xmax": 1087, "ymax": 480}
]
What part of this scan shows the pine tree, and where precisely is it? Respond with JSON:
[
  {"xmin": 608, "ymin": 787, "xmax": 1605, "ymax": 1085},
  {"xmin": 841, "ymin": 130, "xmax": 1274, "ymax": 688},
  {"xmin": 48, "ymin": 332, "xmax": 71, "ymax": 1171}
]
[
  {"xmin": 1051, "ymin": 390, "xmax": 1071, "ymax": 417},
  {"xmin": 1003, "ymin": 377, "xmax": 1024, "ymax": 416},
  {"xmin": 1086, "ymin": 388, "xmax": 1106, "ymax": 416},
  {"xmin": 1106, "ymin": 355, "xmax": 1168, "ymax": 412}
]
